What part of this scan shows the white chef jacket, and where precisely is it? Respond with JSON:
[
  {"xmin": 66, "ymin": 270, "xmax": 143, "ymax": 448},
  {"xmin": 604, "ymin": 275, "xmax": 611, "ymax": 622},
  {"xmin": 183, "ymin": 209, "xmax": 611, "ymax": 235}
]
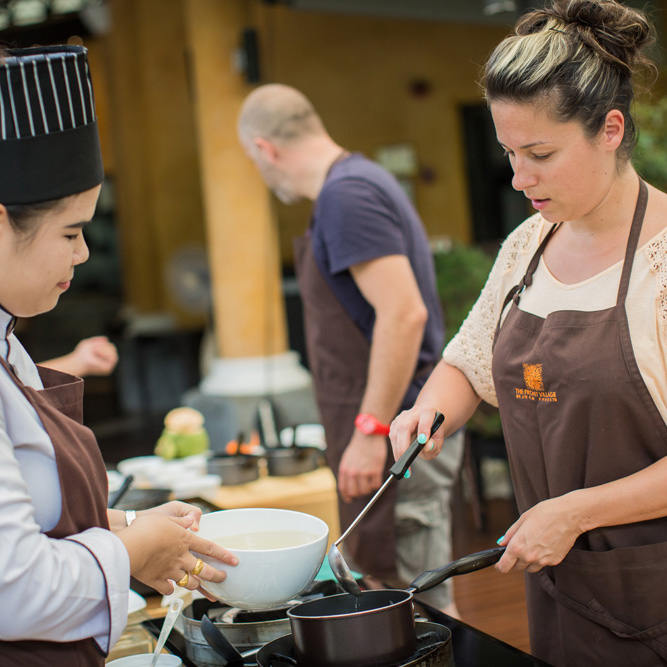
[{"xmin": 0, "ymin": 308, "xmax": 129, "ymax": 652}]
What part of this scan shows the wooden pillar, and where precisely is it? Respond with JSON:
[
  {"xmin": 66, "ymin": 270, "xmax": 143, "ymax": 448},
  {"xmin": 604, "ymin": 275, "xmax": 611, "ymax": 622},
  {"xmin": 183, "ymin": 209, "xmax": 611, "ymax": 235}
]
[{"xmin": 184, "ymin": 0, "xmax": 307, "ymax": 396}]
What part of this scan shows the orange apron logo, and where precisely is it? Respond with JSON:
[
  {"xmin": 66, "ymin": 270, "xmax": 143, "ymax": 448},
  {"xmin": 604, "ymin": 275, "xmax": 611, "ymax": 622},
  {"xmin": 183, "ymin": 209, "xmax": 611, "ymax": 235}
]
[
  {"xmin": 523, "ymin": 363, "xmax": 544, "ymax": 391},
  {"xmin": 515, "ymin": 363, "xmax": 557, "ymax": 402}
]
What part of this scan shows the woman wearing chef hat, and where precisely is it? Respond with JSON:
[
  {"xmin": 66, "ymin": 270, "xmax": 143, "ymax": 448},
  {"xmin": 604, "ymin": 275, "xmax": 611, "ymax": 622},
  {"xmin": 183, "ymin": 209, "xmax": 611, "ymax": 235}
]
[
  {"xmin": 0, "ymin": 46, "xmax": 237, "ymax": 666},
  {"xmin": 391, "ymin": 0, "xmax": 667, "ymax": 664}
]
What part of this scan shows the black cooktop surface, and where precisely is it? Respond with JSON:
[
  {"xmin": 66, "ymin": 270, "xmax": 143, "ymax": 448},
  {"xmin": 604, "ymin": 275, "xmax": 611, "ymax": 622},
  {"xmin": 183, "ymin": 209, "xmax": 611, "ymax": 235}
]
[
  {"xmin": 419, "ymin": 602, "xmax": 552, "ymax": 667},
  {"xmin": 144, "ymin": 601, "xmax": 552, "ymax": 667}
]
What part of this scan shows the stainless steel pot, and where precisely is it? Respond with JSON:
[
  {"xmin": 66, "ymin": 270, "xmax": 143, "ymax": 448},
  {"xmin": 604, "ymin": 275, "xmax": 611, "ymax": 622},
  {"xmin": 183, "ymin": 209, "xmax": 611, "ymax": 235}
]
[
  {"xmin": 265, "ymin": 447, "xmax": 322, "ymax": 477},
  {"xmin": 208, "ymin": 454, "xmax": 261, "ymax": 485},
  {"xmin": 183, "ymin": 599, "xmax": 291, "ymax": 667},
  {"xmin": 287, "ymin": 547, "xmax": 505, "ymax": 667}
]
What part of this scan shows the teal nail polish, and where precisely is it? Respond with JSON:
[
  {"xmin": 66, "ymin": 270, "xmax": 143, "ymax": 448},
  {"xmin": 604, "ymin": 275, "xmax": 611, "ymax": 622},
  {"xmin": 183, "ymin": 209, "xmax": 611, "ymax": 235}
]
[
  {"xmin": 405, "ymin": 469, "xmax": 411, "ymax": 478},
  {"xmin": 496, "ymin": 534, "xmax": 505, "ymax": 545},
  {"xmin": 418, "ymin": 433, "xmax": 427, "ymax": 444}
]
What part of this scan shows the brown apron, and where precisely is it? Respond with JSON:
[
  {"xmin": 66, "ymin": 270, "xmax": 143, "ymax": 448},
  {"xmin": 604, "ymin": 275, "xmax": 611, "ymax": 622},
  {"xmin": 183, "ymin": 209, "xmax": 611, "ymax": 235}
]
[
  {"xmin": 492, "ymin": 180, "xmax": 667, "ymax": 665},
  {"xmin": 294, "ymin": 233, "xmax": 399, "ymax": 579},
  {"xmin": 0, "ymin": 356, "xmax": 110, "ymax": 667}
]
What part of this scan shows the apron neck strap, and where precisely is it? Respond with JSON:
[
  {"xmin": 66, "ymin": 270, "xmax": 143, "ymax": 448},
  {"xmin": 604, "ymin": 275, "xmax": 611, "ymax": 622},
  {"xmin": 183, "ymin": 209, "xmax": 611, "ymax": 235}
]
[
  {"xmin": 493, "ymin": 224, "xmax": 559, "ymax": 344},
  {"xmin": 500, "ymin": 222, "xmax": 561, "ymax": 315},
  {"xmin": 616, "ymin": 178, "xmax": 648, "ymax": 307}
]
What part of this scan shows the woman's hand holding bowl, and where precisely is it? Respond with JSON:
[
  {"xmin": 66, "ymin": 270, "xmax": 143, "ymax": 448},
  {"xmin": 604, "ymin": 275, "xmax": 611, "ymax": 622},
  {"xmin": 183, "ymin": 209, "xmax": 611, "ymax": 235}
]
[{"xmin": 118, "ymin": 510, "xmax": 238, "ymax": 599}]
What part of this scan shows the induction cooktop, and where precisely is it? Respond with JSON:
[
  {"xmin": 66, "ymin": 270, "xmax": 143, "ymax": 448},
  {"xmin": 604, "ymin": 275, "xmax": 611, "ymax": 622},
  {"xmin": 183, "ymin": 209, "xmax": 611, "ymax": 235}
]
[{"xmin": 143, "ymin": 600, "xmax": 553, "ymax": 667}]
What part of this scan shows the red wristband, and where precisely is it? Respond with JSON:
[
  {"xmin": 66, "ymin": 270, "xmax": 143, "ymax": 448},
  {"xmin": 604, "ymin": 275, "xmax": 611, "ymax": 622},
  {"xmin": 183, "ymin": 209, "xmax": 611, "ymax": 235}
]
[{"xmin": 355, "ymin": 413, "xmax": 391, "ymax": 436}]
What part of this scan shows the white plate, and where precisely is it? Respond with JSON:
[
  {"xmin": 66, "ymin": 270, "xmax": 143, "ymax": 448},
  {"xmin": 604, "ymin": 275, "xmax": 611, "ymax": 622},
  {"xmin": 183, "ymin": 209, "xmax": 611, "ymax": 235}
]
[
  {"xmin": 117, "ymin": 456, "xmax": 163, "ymax": 483},
  {"xmin": 118, "ymin": 454, "xmax": 210, "ymax": 488},
  {"xmin": 169, "ymin": 474, "xmax": 222, "ymax": 499},
  {"xmin": 127, "ymin": 589, "xmax": 147, "ymax": 615}
]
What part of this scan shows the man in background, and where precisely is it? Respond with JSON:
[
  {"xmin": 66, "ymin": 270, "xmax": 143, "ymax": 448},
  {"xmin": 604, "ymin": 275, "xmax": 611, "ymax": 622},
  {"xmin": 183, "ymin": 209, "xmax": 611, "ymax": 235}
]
[{"xmin": 238, "ymin": 84, "xmax": 463, "ymax": 616}]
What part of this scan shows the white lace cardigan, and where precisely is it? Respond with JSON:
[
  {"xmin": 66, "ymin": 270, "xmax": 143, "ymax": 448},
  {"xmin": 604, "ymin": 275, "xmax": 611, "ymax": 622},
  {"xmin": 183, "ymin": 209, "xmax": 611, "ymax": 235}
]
[{"xmin": 443, "ymin": 213, "xmax": 667, "ymax": 422}]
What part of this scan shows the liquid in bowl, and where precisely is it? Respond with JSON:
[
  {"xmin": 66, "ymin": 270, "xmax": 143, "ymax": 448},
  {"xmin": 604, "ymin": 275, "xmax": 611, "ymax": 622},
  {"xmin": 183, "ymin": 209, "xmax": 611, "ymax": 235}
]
[{"xmin": 214, "ymin": 530, "xmax": 319, "ymax": 550}]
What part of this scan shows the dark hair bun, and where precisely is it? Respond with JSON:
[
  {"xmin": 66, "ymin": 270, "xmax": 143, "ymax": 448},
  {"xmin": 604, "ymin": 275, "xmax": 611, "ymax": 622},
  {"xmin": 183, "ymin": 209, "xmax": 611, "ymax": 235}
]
[{"xmin": 517, "ymin": 0, "xmax": 654, "ymax": 72}]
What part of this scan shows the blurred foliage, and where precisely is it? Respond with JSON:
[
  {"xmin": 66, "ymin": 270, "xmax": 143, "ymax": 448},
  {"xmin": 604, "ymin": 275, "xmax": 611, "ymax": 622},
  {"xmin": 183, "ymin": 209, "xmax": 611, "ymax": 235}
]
[
  {"xmin": 467, "ymin": 402, "xmax": 504, "ymax": 439},
  {"xmin": 634, "ymin": 97, "xmax": 667, "ymax": 191},
  {"xmin": 433, "ymin": 240, "xmax": 502, "ymax": 438},
  {"xmin": 433, "ymin": 240, "xmax": 495, "ymax": 344}
]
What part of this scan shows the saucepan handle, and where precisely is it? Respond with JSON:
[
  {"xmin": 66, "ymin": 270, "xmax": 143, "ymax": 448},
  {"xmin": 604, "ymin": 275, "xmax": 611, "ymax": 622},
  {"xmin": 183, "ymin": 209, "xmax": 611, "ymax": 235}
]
[
  {"xmin": 389, "ymin": 412, "xmax": 444, "ymax": 479},
  {"xmin": 407, "ymin": 546, "xmax": 506, "ymax": 595}
]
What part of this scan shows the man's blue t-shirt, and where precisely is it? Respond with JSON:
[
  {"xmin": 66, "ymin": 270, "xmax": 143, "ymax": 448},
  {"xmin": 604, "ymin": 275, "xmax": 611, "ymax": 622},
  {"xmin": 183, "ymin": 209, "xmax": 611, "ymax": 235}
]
[{"xmin": 311, "ymin": 153, "xmax": 444, "ymax": 406}]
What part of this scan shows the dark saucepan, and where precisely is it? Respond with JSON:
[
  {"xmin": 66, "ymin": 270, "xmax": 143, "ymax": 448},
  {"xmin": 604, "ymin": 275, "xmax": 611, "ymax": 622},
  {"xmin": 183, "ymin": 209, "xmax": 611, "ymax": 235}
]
[
  {"xmin": 208, "ymin": 454, "xmax": 261, "ymax": 486},
  {"xmin": 265, "ymin": 446, "xmax": 322, "ymax": 477},
  {"xmin": 256, "ymin": 620, "xmax": 454, "ymax": 667},
  {"xmin": 287, "ymin": 546, "xmax": 505, "ymax": 667}
]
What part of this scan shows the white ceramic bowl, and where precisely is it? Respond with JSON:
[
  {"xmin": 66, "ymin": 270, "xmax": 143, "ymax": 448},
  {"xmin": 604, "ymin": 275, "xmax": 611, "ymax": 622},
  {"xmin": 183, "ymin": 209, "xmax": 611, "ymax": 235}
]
[
  {"xmin": 107, "ymin": 655, "xmax": 181, "ymax": 666},
  {"xmin": 196, "ymin": 508, "xmax": 329, "ymax": 610}
]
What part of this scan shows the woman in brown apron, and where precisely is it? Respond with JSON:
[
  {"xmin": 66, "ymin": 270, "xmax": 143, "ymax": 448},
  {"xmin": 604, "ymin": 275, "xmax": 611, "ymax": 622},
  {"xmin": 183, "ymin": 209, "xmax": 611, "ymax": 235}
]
[
  {"xmin": 390, "ymin": 1, "xmax": 667, "ymax": 664},
  {"xmin": 0, "ymin": 46, "xmax": 237, "ymax": 666}
]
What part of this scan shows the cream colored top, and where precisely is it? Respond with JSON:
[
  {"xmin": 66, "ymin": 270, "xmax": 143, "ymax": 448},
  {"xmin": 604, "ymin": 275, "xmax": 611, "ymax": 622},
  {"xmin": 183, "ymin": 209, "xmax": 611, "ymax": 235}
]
[{"xmin": 443, "ymin": 213, "xmax": 667, "ymax": 422}]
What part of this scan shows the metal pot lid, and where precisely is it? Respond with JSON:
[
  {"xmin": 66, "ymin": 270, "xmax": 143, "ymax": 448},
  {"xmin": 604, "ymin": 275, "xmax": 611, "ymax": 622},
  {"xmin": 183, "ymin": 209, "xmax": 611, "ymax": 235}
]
[
  {"xmin": 216, "ymin": 605, "xmax": 294, "ymax": 625},
  {"xmin": 183, "ymin": 599, "xmax": 293, "ymax": 627}
]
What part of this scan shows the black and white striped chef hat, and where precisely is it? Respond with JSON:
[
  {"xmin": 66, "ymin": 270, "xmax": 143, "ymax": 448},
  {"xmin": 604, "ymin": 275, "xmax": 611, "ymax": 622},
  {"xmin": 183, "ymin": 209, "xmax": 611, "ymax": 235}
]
[{"xmin": 0, "ymin": 45, "xmax": 104, "ymax": 205}]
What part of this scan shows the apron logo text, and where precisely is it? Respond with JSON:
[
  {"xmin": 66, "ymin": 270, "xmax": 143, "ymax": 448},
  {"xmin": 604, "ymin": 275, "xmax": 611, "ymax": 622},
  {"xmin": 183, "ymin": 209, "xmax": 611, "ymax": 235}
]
[{"xmin": 516, "ymin": 363, "xmax": 558, "ymax": 402}]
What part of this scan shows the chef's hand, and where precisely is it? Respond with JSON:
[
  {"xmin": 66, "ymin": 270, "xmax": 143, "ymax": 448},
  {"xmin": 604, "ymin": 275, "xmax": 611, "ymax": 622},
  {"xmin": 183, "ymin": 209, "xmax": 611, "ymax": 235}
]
[
  {"xmin": 390, "ymin": 406, "xmax": 445, "ymax": 462},
  {"xmin": 495, "ymin": 495, "xmax": 582, "ymax": 574},
  {"xmin": 138, "ymin": 500, "xmax": 203, "ymax": 531},
  {"xmin": 118, "ymin": 512, "xmax": 238, "ymax": 599},
  {"xmin": 338, "ymin": 431, "xmax": 387, "ymax": 502}
]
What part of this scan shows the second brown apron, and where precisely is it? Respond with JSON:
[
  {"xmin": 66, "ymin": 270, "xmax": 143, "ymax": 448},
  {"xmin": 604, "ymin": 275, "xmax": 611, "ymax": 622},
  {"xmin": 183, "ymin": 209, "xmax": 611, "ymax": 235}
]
[
  {"xmin": 492, "ymin": 180, "xmax": 667, "ymax": 665},
  {"xmin": 294, "ymin": 232, "xmax": 398, "ymax": 579}
]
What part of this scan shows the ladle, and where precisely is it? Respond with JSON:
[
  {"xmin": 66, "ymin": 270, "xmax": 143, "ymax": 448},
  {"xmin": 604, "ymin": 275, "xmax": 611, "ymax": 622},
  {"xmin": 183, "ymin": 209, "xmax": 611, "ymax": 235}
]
[
  {"xmin": 150, "ymin": 597, "xmax": 184, "ymax": 667},
  {"xmin": 328, "ymin": 412, "xmax": 445, "ymax": 596},
  {"xmin": 200, "ymin": 614, "xmax": 262, "ymax": 666}
]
